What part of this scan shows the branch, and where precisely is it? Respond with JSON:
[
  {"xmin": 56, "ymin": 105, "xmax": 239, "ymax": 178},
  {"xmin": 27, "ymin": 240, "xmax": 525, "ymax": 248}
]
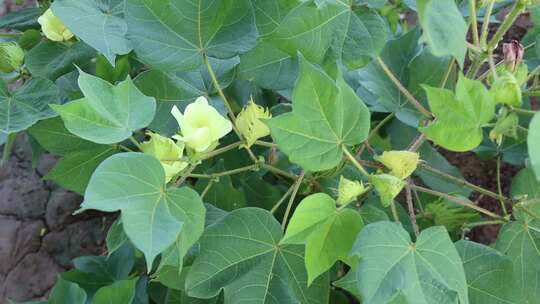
[
  {"xmin": 406, "ymin": 180, "xmax": 420, "ymax": 237},
  {"xmin": 282, "ymin": 172, "xmax": 305, "ymax": 230}
]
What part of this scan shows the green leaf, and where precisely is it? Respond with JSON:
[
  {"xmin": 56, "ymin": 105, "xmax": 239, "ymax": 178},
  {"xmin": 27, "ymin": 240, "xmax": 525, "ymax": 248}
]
[
  {"xmin": 186, "ymin": 208, "xmax": 330, "ymax": 303},
  {"xmin": 125, "ymin": 0, "xmax": 257, "ymax": 71},
  {"xmin": 93, "ymin": 279, "xmax": 138, "ymax": 304},
  {"xmin": 0, "ymin": 78, "xmax": 60, "ymax": 135},
  {"xmin": 281, "ymin": 193, "xmax": 363, "ymax": 285},
  {"xmin": 511, "ymin": 168, "xmax": 540, "ymax": 218},
  {"xmin": 44, "ymin": 145, "xmax": 117, "ymax": 194},
  {"xmin": 496, "ymin": 217, "xmax": 540, "ymax": 303},
  {"xmin": 81, "ymin": 152, "xmax": 206, "ymax": 269},
  {"xmin": 529, "ymin": 112, "xmax": 540, "ymax": 180},
  {"xmin": 0, "ymin": 7, "xmax": 40, "ymax": 31},
  {"xmin": 52, "ymin": 0, "xmax": 132, "ymax": 65},
  {"xmin": 267, "ymin": 56, "xmax": 370, "ymax": 171},
  {"xmin": 456, "ymin": 240, "xmax": 525, "ymax": 304},
  {"xmin": 349, "ymin": 222, "xmax": 469, "ymax": 304},
  {"xmin": 48, "ymin": 277, "xmax": 87, "ymax": 304},
  {"xmin": 416, "ymin": 0, "xmax": 467, "ymax": 66},
  {"xmin": 421, "ymin": 75, "xmax": 495, "ymax": 152},
  {"xmin": 106, "ymin": 218, "xmax": 128, "ymax": 256},
  {"xmin": 51, "ymin": 70, "xmax": 156, "ymax": 144},
  {"xmin": 27, "ymin": 117, "xmax": 99, "ymax": 155},
  {"xmin": 252, "ymin": 0, "xmax": 300, "ymax": 36},
  {"xmin": 25, "ymin": 41, "xmax": 95, "ymax": 81}
]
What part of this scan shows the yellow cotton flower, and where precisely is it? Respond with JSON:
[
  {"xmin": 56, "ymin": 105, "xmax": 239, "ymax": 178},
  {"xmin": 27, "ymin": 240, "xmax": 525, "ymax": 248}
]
[
  {"xmin": 171, "ymin": 96, "xmax": 232, "ymax": 153},
  {"xmin": 37, "ymin": 9, "xmax": 74, "ymax": 42},
  {"xmin": 337, "ymin": 176, "xmax": 366, "ymax": 206},
  {"xmin": 236, "ymin": 100, "xmax": 271, "ymax": 147},
  {"xmin": 375, "ymin": 150, "xmax": 419, "ymax": 180},
  {"xmin": 140, "ymin": 132, "xmax": 188, "ymax": 183}
]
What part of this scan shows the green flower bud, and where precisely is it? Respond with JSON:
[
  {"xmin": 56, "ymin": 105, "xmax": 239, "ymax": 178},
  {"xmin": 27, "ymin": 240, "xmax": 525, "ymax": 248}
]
[
  {"xmin": 236, "ymin": 99, "xmax": 271, "ymax": 148},
  {"xmin": 375, "ymin": 150, "xmax": 419, "ymax": 180},
  {"xmin": 489, "ymin": 112, "xmax": 519, "ymax": 145},
  {"xmin": 369, "ymin": 174, "xmax": 405, "ymax": 207},
  {"xmin": 337, "ymin": 176, "xmax": 366, "ymax": 206},
  {"xmin": 0, "ymin": 42, "xmax": 24, "ymax": 73},
  {"xmin": 491, "ymin": 72, "xmax": 522, "ymax": 107}
]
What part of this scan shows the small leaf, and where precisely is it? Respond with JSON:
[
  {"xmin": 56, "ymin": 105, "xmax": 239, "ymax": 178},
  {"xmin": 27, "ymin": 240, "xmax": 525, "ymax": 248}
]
[
  {"xmin": 456, "ymin": 240, "xmax": 525, "ymax": 304},
  {"xmin": 81, "ymin": 152, "xmax": 206, "ymax": 269},
  {"xmin": 369, "ymin": 174, "xmax": 405, "ymax": 207},
  {"xmin": 421, "ymin": 75, "xmax": 495, "ymax": 152},
  {"xmin": 375, "ymin": 150, "xmax": 419, "ymax": 180},
  {"xmin": 267, "ymin": 55, "xmax": 370, "ymax": 171},
  {"xmin": 52, "ymin": 0, "xmax": 132, "ymax": 64},
  {"xmin": 186, "ymin": 208, "xmax": 329, "ymax": 303},
  {"xmin": 417, "ymin": 0, "xmax": 467, "ymax": 66},
  {"xmin": 349, "ymin": 222, "xmax": 469, "ymax": 303},
  {"xmin": 52, "ymin": 70, "xmax": 156, "ymax": 144},
  {"xmin": 48, "ymin": 277, "xmax": 87, "ymax": 304},
  {"xmin": 0, "ymin": 78, "xmax": 60, "ymax": 135},
  {"xmin": 92, "ymin": 279, "xmax": 137, "ymax": 304},
  {"xmin": 529, "ymin": 112, "xmax": 540, "ymax": 180},
  {"xmin": 281, "ymin": 193, "xmax": 363, "ymax": 285}
]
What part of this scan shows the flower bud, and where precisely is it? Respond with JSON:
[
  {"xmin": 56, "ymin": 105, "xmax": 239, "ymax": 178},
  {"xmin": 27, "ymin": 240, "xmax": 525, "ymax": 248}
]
[
  {"xmin": 489, "ymin": 112, "xmax": 519, "ymax": 145},
  {"xmin": 369, "ymin": 174, "xmax": 405, "ymax": 207},
  {"xmin": 0, "ymin": 42, "xmax": 24, "ymax": 73},
  {"xmin": 236, "ymin": 99, "xmax": 271, "ymax": 147},
  {"xmin": 171, "ymin": 96, "xmax": 232, "ymax": 153},
  {"xmin": 491, "ymin": 72, "xmax": 522, "ymax": 107},
  {"xmin": 337, "ymin": 176, "xmax": 366, "ymax": 206},
  {"xmin": 503, "ymin": 41, "xmax": 524, "ymax": 72},
  {"xmin": 37, "ymin": 8, "xmax": 74, "ymax": 42},
  {"xmin": 140, "ymin": 132, "xmax": 188, "ymax": 183},
  {"xmin": 375, "ymin": 150, "xmax": 419, "ymax": 180}
]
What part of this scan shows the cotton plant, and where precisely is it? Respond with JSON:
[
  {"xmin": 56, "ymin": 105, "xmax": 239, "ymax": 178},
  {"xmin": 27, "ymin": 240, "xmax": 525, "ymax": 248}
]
[
  {"xmin": 140, "ymin": 132, "xmax": 188, "ymax": 183},
  {"xmin": 37, "ymin": 8, "xmax": 74, "ymax": 42}
]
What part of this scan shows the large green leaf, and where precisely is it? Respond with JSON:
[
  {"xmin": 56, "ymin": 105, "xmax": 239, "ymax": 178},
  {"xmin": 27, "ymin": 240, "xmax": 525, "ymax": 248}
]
[
  {"xmin": 44, "ymin": 145, "xmax": 117, "ymax": 194},
  {"xmin": 125, "ymin": 0, "xmax": 257, "ymax": 71},
  {"xmin": 252, "ymin": 0, "xmax": 300, "ymax": 36},
  {"xmin": 80, "ymin": 152, "xmax": 206, "ymax": 269},
  {"xmin": 267, "ymin": 56, "xmax": 370, "ymax": 171},
  {"xmin": 416, "ymin": 0, "xmax": 467, "ymax": 66},
  {"xmin": 27, "ymin": 117, "xmax": 99, "ymax": 155},
  {"xmin": 52, "ymin": 0, "xmax": 132, "ymax": 64},
  {"xmin": 186, "ymin": 208, "xmax": 330, "ymax": 303},
  {"xmin": 421, "ymin": 75, "xmax": 495, "ymax": 152},
  {"xmin": 48, "ymin": 277, "xmax": 87, "ymax": 304},
  {"xmin": 511, "ymin": 167, "xmax": 540, "ymax": 201},
  {"xmin": 349, "ymin": 222, "xmax": 469, "ymax": 304},
  {"xmin": 0, "ymin": 78, "xmax": 60, "ymax": 136},
  {"xmin": 496, "ymin": 216, "xmax": 540, "ymax": 303},
  {"xmin": 52, "ymin": 70, "xmax": 156, "ymax": 144},
  {"xmin": 92, "ymin": 279, "xmax": 138, "ymax": 304},
  {"xmin": 25, "ymin": 41, "xmax": 95, "ymax": 80},
  {"xmin": 529, "ymin": 112, "xmax": 540, "ymax": 180},
  {"xmin": 281, "ymin": 193, "xmax": 363, "ymax": 285},
  {"xmin": 456, "ymin": 240, "xmax": 525, "ymax": 304}
]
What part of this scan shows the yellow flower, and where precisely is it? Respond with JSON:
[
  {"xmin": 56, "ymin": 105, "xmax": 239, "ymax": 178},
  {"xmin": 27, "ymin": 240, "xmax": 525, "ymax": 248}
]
[
  {"xmin": 337, "ymin": 176, "xmax": 366, "ymax": 206},
  {"xmin": 171, "ymin": 97, "xmax": 232, "ymax": 153},
  {"xmin": 375, "ymin": 150, "xmax": 419, "ymax": 180},
  {"xmin": 37, "ymin": 9, "xmax": 74, "ymax": 42},
  {"xmin": 140, "ymin": 132, "xmax": 188, "ymax": 183},
  {"xmin": 236, "ymin": 99, "xmax": 271, "ymax": 147}
]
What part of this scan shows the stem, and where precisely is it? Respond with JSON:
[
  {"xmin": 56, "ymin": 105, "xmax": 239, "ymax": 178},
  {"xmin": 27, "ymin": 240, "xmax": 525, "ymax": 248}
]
[
  {"xmin": 175, "ymin": 165, "xmax": 196, "ymax": 186},
  {"xmin": 418, "ymin": 163, "xmax": 510, "ymax": 202},
  {"xmin": 462, "ymin": 219, "xmax": 506, "ymax": 229},
  {"xmin": 129, "ymin": 136, "xmax": 143, "ymax": 151},
  {"xmin": 488, "ymin": 50, "xmax": 498, "ymax": 80},
  {"xmin": 203, "ymin": 54, "xmax": 258, "ymax": 162},
  {"xmin": 408, "ymin": 133, "xmax": 426, "ymax": 152},
  {"xmin": 406, "ymin": 180, "xmax": 420, "ymax": 237},
  {"xmin": 200, "ymin": 141, "xmax": 242, "ymax": 160},
  {"xmin": 282, "ymin": 172, "xmax": 305, "ymax": 230},
  {"xmin": 496, "ymin": 156, "xmax": 509, "ymax": 216},
  {"xmin": 1, "ymin": 133, "xmax": 16, "ymax": 166},
  {"xmin": 254, "ymin": 140, "xmax": 278, "ymax": 148},
  {"xmin": 468, "ymin": 0, "xmax": 480, "ymax": 47},
  {"xmin": 0, "ymin": 32, "xmax": 22, "ymax": 38},
  {"xmin": 356, "ymin": 113, "xmax": 395, "ymax": 158},
  {"xmin": 411, "ymin": 185, "xmax": 506, "ymax": 220},
  {"xmin": 118, "ymin": 145, "xmax": 134, "ymax": 152},
  {"xmin": 200, "ymin": 180, "xmax": 215, "ymax": 199},
  {"xmin": 486, "ymin": 2, "xmax": 525, "ymax": 52},
  {"xmin": 511, "ymin": 107, "xmax": 538, "ymax": 116},
  {"xmin": 390, "ymin": 201, "xmax": 400, "ymax": 223},
  {"xmin": 343, "ymin": 145, "xmax": 369, "ymax": 177},
  {"xmin": 480, "ymin": 0, "xmax": 495, "ymax": 49},
  {"xmin": 466, "ymin": 41, "xmax": 482, "ymax": 53},
  {"xmin": 189, "ymin": 164, "xmax": 259, "ymax": 179},
  {"xmin": 440, "ymin": 58, "xmax": 455, "ymax": 88},
  {"xmin": 271, "ymin": 185, "xmax": 296, "ymax": 214},
  {"xmin": 376, "ymin": 57, "xmax": 432, "ymax": 118},
  {"xmin": 261, "ymin": 164, "xmax": 298, "ymax": 180}
]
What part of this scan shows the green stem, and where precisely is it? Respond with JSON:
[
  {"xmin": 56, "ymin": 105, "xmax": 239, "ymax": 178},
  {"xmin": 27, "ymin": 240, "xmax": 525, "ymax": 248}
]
[
  {"xmin": 200, "ymin": 180, "xmax": 215, "ymax": 199},
  {"xmin": 440, "ymin": 58, "xmax": 455, "ymax": 88},
  {"xmin": 468, "ymin": 0, "xmax": 480, "ymax": 47},
  {"xmin": 390, "ymin": 201, "xmax": 400, "ymax": 223},
  {"xmin": 271, "ymin": 185, "xmax": 296, "ymax": 214},
  {"xmin": 376, "ymin": 57, "xmax": 432, "ymax": 118},
  {"xmin": 188, "ymin": 164, "xmax": 259, "ymax": 179},
  {"xmin": 343, "ymin": 145, "xmax": 369, "ymax": 177},
  {"xmin": 0, "ymin": 32, "xmax": 22, "ymax": 38},
  {"xmin": 418, "ymin": 163, "xmax": 510, "ymax": 202},
  {"xmin": 203, "ymin": 54, "xmax": 258, "ymax": 163},
  {"xmin": 1, "ymin": 133, "xmax": 17, "ymax": 166},
  {"xmin": 480, "ymin": 0, "xmax": 495, "ymax": 49},
  {"xmin": 410, "ymin": 185, "xmax": 506, "ymax": 220},
  {"xmin": 129, "ymin": 136, "xmax": 143, "ymax": 151},
  {"xmin": 254, "ymin": 140, "xmax": 278, "ymax": 149},
  {"xmin": 356, "ymin": 113, "xmax": 395, "ymax": 158},
  {"xmin": 486, "ymin": 2, "xmax": 525, "ymax": 52},
  {"xmin": 462, "ymin": 219, "xmax": 506, "ymax": 229},
  {"xmin": 261, "ymin": 164, "xmax": 298, "ymax": 181},
  {"xmin": 200, "ymin": 141, "xmax": 242, "ymax": 160},
  {"xmin": 405, "ymin": 181, "xmax": 420, "ymax": 237},
  {"xmin": 282, "ymin": 172, "xmax": 305, "ymax": 231},
  {"xmin": 496, "ymin": 156, "xmax": 509, "ymax": 216},
  {"xmin": 511, "ymin": 107, "xmax": 538, "ymax": 116}
]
